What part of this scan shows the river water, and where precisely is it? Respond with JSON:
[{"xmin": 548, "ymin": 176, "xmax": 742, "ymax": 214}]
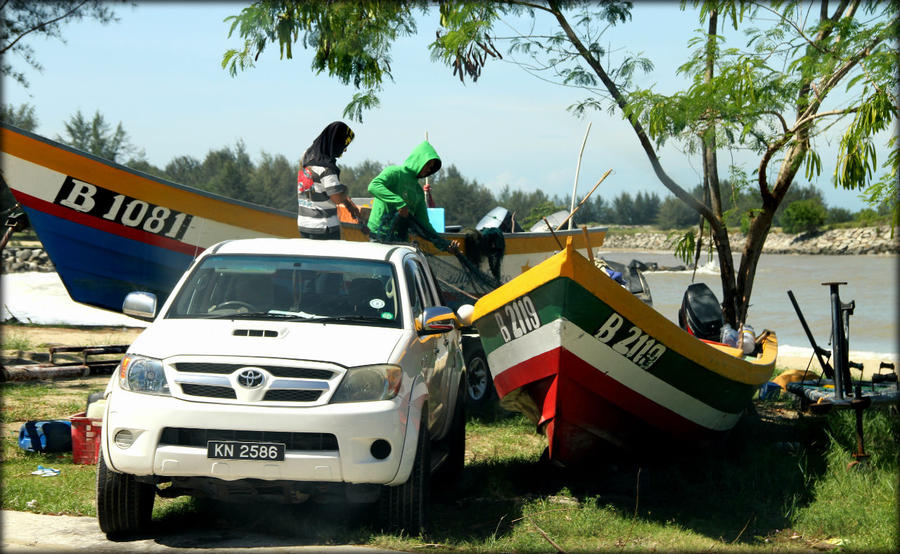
[
  {"xmin": 3, "ymin": 252, "xmax": 897, "ymax": 359},
  {"xmin": 599, "ymin": 250, "xmax": 898, "ymax": 356}
]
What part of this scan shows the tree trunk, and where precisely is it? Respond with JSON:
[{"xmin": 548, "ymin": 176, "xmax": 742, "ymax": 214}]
[{"xmin": 698, "ymin": 9, "xmax": 740, "ymax": 327}]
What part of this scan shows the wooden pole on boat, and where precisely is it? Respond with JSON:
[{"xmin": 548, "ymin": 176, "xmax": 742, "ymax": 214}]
[
  {"xmin": 555, "ymin": 168, "xmax": 612, "ymax": 231},
  {"xmin": 542, "ymin": 217, "xmax": 563, "ymax": 250},
  {"xmin": 423, "ymin": 130, "xmax": 436, "ymax": 208},
  {"xmin": 568, "ymin": 122, "xmax": 592, "ymax": 230},
  {"xmin": 581, "ymin": 225, "xmax": 595, "ymax": 263}
]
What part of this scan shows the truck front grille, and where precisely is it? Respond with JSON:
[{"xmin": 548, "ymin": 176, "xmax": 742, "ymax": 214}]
[
  {"xmin": 181, "ymin": 384, "xmax": 237, "ymax": 399},
  {"xmin": 159, "ymin": 427, "xmax": 338, "ymax": 451},
  {"xmin": 173, "ymin": 362, "xmax": 333, "ymax": 380},
  {"xmin": 263, "ymin": 389, "xmax": 322, "ymax": 402}
]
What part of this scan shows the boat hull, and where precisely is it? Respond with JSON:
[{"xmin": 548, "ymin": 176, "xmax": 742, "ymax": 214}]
[
  {"xmin": 471, "ymin": 239, "xmax": 777, "ymax": 462},
  {"xmin": 2, "ymin": 125, "xmax": 293, "ymax": 311},
  {"xmin": 3, "ymin": 124, "xmax": 606, "ymax": 313}
]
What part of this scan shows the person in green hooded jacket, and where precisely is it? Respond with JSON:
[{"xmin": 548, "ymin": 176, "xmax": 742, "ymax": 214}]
[{"xmin": 367, "ymin": 140, "xmax": 459, "ymax": 253}]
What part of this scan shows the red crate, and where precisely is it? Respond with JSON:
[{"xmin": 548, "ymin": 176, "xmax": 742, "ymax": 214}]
[{"xmin": 70, "ymin": 412, "xmax": 102, "ymax": 465}]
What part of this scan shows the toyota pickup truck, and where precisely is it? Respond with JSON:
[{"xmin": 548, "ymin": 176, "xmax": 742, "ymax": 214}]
[{"xmin": 96, "ymin": 238, "xmax": 468, "ymax": 536}]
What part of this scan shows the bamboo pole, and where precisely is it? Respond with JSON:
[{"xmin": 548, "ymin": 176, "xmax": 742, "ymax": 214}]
[
  {"xmin": 555, "ymin": 168, "xmax": 613, "ymax": 231},
  {"xmin": 581, "ymin": 225, "xmax": 595, "ymax": 263},
  {"xmin": 543, "ymin": 217, "xmax": 564, "ymax": 249},
  {"xmin": 568, "ymin": 122, "xmax": 592, "ymax": 230}
]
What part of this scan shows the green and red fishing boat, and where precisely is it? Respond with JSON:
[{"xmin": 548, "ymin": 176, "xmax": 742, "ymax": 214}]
[{"xmin": 468, "ymin": 237, "xmax": 778, "ymax": 463}]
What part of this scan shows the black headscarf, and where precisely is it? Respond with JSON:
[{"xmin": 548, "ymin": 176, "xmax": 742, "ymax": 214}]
[{"xmin": 301, "ymin": 121, "xmax": 354, "ymax": 175}]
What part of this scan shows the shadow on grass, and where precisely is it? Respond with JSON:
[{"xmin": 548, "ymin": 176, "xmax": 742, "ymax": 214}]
[
  {"xmin": 142, "ymin": 405, "xmax": 852, "ymax": 549},
  {"xmin": 151, "ymin": 499, "xmax": 376, "ymax": 549},
  {"xmin": 428, "ymin": 403, "xmax": 836, "ymax": 547}
]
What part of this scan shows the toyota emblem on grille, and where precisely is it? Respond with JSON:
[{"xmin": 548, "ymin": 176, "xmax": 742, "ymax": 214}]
[{"xmin": 237, "ymin": 368, "xmax": 265, "ymax": 388}]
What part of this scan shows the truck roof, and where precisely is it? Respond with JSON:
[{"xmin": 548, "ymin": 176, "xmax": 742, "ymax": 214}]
[{"xmin": 209, "ymin": 238, "xmax": 417, "ymax": 261}]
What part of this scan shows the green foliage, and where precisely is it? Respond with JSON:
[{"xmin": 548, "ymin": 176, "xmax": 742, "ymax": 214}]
[
  {"xmin": 1, "ymin": 103, "xmax": 38, "ymax": 131},
  {"xmin": 222, "ymin": 1, "xmax": 423, "ymax": 122},
  {"xmin": 429, "ymin": 165, "xmax": 496, "ymax": 227},
  {"xmin": 1, "ymin": 0, "xmax": 119, "ymax": 88},
  {"xmin": 55, "ymin": 110, "xmax": 144, "ymax": 163},
  {"xmin": 780, "ymin": 199, "xmax": 826, "ymax": 234},
  {"xmin": 672, "ymin": 230, "xmax": 697, "ymax": 265},
  {"xmin": 791, "ymin": 409, "xmax": 899, "ymax": 550},
  {"xmin": 656, "ymin": 195, "xmax": 699, "ymax": 229},
  {"xmin": 521, "ymin": 200, "xmax": 564, "ymax": 231},
  {"xmin": 826, "ymin": 206, "xmax": 853, "ymax": 225},
  {"xmin": 772, "ymin": 184, "xmax": 825, "ymax": 227},
  {"xmin": 340, "ymin": 159, "xmax": 385, "ymax": 198}
]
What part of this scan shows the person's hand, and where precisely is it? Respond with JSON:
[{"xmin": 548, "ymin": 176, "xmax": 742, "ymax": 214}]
[
  {"xmin": 447, "ymin": 240, "xmax": 460, "ymax": 255},
  {"xmin": 398, "ymin": 206, "xmax": 410, "ymax": 218}
]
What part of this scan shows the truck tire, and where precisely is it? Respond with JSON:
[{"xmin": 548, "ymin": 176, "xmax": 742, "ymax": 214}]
[
  {"xmin": 380, "ymin": 415, "xmax": 430, "ymax": 534},
  {"xmin": 96, "ymin": 449, "xmax": 154, "ymax": 537},
  {"xmin": 463, "ymin": 341, "xmax": 495, "ymax": 412},
  {"xmin": 434, "ymin": 379, "xmax": 466, "ymax": 485}
]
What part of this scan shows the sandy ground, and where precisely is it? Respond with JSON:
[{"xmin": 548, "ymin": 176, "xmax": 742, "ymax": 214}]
[
  {"xmin": 0, "ymin": 510, "xmax": 392, "ymax": 552},
  {"xmin": 2, "ymin": 324, "xmax": 144, "ymax": 349}
]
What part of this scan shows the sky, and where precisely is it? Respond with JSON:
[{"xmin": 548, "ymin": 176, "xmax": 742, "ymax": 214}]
[{"xmin": 2, "ymin": 2, "xmax": 887, "ymax": 212}]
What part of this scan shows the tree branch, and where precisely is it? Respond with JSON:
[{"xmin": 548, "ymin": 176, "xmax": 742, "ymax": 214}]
[
  {"xmin": 791, "ymin": 106, "xmax": 859, "ymax": 132},
  {"xmin": 546, "ymin": 2, "xmax": 716, "ymax": 224},
  {"xmin": 0, "ymin": 0, "xmax": 90, "ymax": 55},
  {"xmin": 755, "ymin": 2, "xmax": 828, "ymax": 54},
  {"xmin": 797, "ymin": 32, "xmax": 889, "ymax": 123},
  {"xmin": 505, "ymin": 0, "xmax": 554, "ymax": 13}
]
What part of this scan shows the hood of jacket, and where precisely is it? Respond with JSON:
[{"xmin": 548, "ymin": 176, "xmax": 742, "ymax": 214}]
[{"xmin": 402, "ymin": 141, "xmax": 441, "ymax": 177}]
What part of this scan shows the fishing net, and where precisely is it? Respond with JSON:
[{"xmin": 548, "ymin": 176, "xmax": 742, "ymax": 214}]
[{"xmin": 405, "ymin": 218, "xmax": 505, "ymax": 303}]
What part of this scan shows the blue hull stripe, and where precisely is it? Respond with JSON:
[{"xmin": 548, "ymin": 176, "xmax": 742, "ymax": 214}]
[{"xmin": 23, "ymin": 207, "xmax": 195, "ymax": 313}]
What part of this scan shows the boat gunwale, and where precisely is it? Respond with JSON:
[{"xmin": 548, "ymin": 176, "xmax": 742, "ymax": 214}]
[{"xmin": 472, "ymin": 238, "xmax": 777, "ymax": 385}]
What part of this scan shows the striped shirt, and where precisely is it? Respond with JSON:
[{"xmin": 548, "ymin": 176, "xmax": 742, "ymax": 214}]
[{"xmin": 297, "ymin": 164, "xmax": 347, "ymax": 236}]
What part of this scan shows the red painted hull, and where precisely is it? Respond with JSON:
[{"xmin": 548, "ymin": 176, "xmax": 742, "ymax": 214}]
[{"xmin": 506, "ymin": 347, "xmax": 727, "ymax": 462}]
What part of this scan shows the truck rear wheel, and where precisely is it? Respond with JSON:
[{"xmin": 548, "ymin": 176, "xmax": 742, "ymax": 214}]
[
  {"xmin": 96, "ymin": 449, "xmax": 155, "ymax": 537},
  {"xmin": 380, "ymin": 415, "xmax": 430, "ymax": 534},
  {"xmin": 463, "ymin": 341, "xmax": 495, "ymax": 412}
]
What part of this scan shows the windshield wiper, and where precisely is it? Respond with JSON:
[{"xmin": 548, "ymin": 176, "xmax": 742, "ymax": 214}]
[
  {"xmin": 311, "ymin": 315, "xmax": 390, "ymax": 325},
  {"xmin": 205, "ymin": 311, "xmax": 321, "ymax": 320}
]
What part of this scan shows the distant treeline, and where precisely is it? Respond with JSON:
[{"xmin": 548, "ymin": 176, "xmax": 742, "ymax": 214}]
[
  {"xmin": 1, "ymin": 105, "xmax": 890, "ymax": 233},
  {"xmin": 125, "ymin": 140, "xmax": 892, "ymax": 233}
]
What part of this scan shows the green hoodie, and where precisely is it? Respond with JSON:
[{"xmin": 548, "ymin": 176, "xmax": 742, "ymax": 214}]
[{"xmin": 367, "ymin": 141, "xmax": 450, "ymax": 250}]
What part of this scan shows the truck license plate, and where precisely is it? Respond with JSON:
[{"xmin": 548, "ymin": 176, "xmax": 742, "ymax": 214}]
[{"xmin": 207, "ymin": 441, "xmax": 285, "ymax": 461}]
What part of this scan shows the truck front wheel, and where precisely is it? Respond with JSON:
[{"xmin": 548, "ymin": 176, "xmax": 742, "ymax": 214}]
[
  {"xmin": 380, "ymin": 415, "xmax": 431, "ymax": 534},
  {"xmin": 96, "ymin": 449, "xmax": 155, "ymax": 537}
]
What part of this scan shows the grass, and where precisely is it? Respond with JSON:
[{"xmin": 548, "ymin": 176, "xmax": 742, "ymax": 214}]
[
  {"xmin": 1, "ymin": 328, "xmax": 33, "ymax": 351},
  {"xmin": 2, "ymin": 377, "xmax": 897, "ymax": 551}
]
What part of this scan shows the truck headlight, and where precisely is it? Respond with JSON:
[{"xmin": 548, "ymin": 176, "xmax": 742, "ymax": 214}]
[
  {"xmin": 331, "ymin": 364, "xmax": 401, "ymax": 403},
  {"xmin": 119, "ymin": 355, "xmax": 170, "ymax": 396}
]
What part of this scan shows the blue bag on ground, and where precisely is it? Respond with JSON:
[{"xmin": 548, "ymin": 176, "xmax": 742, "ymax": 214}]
[{"xmin": 18, "ymin": 420, "xmax": 72, "ymax": 453}]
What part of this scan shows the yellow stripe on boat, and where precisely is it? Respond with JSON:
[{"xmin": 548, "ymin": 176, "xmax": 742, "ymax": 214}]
[{"xmin": 473, "ymin": 237, "xmax": 776, "ymax": 385}]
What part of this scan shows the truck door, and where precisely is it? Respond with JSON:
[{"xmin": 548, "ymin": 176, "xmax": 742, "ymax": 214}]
[{"xmin": 404, "ymin": 256, "xmax": 449, "ymax": 433}]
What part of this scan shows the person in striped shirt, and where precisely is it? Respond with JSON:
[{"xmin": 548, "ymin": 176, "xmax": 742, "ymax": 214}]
[{"xmin": 297, "ymin": 122, "xmax": 361, "ymax": 239}]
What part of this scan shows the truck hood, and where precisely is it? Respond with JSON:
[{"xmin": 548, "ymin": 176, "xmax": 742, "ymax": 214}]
[{"xmin": 127, "ymin": 319, "xmax": 408, "ymax": 367}]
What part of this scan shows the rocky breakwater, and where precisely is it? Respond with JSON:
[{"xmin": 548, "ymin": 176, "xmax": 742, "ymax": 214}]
[
  {"xmin": 2, "ymin": 246, "xmax": 55, "ymax": 273},
  {"xmin": 602, "ymin": 225, "xmax": 898, "ymax": 255}
]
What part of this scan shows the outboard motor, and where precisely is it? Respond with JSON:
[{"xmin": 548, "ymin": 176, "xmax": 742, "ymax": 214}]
[
  {"xmin": 476, "ymin": 207, "xmax": 523, "ymax": 233},
  {"xmin": 678, "ymin": 283, "xmax": 724, "ymax": 341}
]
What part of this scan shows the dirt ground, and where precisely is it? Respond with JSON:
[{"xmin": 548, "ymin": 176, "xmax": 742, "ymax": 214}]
[{"xmin": 2, "ymin": 324, "xmax": 144, "ymax": 350}]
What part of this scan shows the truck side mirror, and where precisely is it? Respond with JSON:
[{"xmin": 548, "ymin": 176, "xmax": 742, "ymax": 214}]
[
  {"xmin": 418, "ymin": 306, "xmax": 457, "ymax": 334},
  {"xmin": 123, "ymin": 291, "xmax": 157, "ymax": 321}
]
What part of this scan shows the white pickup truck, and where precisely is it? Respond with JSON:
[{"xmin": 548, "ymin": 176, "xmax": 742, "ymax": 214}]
[{"xmin": 97, "ymin": 238, "xmax": 468, "ymax": 536}]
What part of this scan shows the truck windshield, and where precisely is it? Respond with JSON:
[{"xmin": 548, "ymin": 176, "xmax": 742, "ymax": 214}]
[{"xmin": 165, "ymin": 254, "xmax": 401, "ymax": 327}]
